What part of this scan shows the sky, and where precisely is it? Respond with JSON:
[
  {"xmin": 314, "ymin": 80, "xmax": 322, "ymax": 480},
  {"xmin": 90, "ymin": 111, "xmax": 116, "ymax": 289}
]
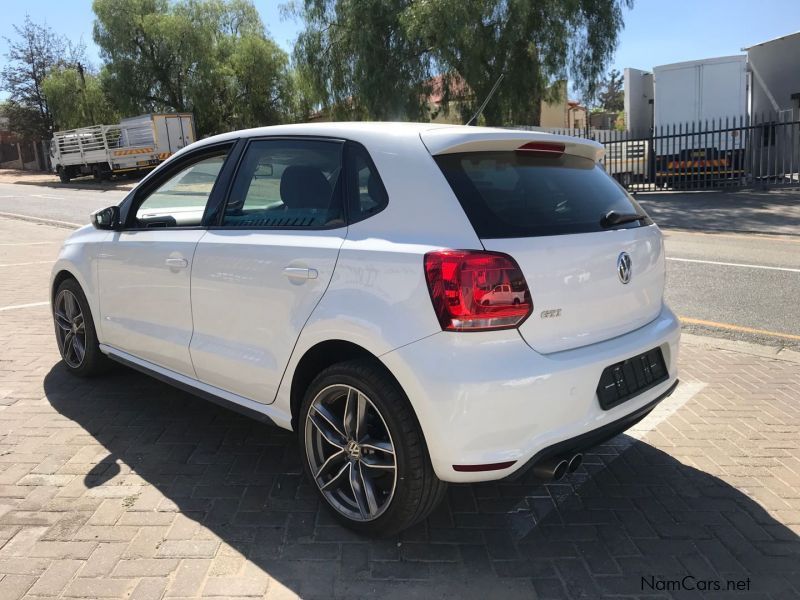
[{"xmin": 1, "ymin": 0, "xmax": 799, "ymax": 102}]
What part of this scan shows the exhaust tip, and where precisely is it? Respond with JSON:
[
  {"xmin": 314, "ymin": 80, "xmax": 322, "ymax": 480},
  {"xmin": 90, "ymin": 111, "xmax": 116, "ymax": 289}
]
[
  {"xmin": 567, "ymin": 453, "xmax": 583, "ymax": 473},
  {"xmin": 552, "ymin": 460, "xmax": 569, "ymax": 481}
]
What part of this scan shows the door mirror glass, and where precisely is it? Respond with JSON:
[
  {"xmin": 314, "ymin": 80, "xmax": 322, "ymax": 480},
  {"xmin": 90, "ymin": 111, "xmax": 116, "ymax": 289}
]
[{"xmin": 91, "ymin": 205, "xmax": 120, "ymax": 230}]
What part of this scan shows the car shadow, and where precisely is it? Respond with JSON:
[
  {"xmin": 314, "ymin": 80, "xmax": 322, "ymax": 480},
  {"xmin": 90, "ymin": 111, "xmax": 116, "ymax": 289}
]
[{"xmin": 43, "ymin": 363, "xmax": 799, "ymax": 599}]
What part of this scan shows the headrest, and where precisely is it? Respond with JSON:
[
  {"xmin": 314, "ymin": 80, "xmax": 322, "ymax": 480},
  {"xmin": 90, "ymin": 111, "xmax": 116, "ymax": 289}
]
[{"xmin": 280, "ymin": 165, "xmax": 332, "ymax": 210}]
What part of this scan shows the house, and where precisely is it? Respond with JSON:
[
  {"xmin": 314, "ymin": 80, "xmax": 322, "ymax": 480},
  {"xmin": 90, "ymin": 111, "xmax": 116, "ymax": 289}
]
[{"xmin": 430, "ymin": 75, "xmax": 587, "ymax": 128}]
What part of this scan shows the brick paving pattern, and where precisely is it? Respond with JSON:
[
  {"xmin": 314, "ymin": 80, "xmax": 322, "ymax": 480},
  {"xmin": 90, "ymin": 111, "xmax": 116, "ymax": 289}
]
[{"xmin": 0, "ymin": 217, "xmax": 798, "ymax": 599}]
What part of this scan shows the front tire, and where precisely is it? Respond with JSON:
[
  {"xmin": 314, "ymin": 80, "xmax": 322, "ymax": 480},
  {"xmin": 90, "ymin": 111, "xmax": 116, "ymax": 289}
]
[
  {"xmin": 299, "ymin": 359, "xmax": 446, "ymax": 536},
  {"xmin": 53, "ymin": 279, "xmax": 108, "ymax": 377}
]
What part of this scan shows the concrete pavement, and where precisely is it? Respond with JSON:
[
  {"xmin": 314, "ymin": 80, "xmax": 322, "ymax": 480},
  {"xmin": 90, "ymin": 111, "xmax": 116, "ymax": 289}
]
[{"xmin": 1, "ymin": 216, "xmax": 800, "ymax": 599}]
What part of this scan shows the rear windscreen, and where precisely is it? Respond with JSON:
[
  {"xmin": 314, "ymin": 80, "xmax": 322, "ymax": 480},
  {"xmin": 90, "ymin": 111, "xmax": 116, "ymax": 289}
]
[{"xmin": 434, "ymin": 152, "xmax": 651, "ymax": 238}]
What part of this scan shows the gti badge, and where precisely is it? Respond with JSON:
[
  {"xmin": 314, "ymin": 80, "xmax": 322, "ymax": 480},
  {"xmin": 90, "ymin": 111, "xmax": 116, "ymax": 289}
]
[
  {"xmin": 541, "ymin": 309, "xmax": 562, "ymax": 319},
  {"xmin": 617, "ymin": 252, "xmax": 632, "ymax": 284}
]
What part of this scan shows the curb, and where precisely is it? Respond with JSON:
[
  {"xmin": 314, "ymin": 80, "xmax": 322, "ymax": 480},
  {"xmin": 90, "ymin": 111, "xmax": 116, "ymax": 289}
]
[
  {"xmin": 0, "ymin": 211, "xmax": 82, "ymax": 230},
  {"xmin": 681, "ymin": 332, "xmax": 800, "ymax": 365}
]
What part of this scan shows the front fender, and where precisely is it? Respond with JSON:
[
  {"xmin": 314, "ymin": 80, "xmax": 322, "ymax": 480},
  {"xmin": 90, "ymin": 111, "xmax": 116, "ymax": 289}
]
[{"xmin": 50, "ymin": 226, "xmax": 110, "ymax": 342}]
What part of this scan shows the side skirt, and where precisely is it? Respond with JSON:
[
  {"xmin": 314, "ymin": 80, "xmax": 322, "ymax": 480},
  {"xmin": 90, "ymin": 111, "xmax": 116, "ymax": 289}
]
[{"xmin": 100, "ymin": 345, "xmax": 293, "ymax": 430}]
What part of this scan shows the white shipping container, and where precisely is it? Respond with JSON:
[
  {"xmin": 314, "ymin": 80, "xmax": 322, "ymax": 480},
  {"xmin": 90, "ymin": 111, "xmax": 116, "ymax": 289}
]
[{"xmin": 653, "ymin": 55, "xmax": 748, "ymax": 156}]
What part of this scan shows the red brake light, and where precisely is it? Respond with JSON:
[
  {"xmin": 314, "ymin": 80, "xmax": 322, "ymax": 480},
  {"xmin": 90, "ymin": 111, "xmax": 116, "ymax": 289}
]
[
  {"xmin": 424, "ymin": 250, "xmax": 533, "ymax": 331},
  {"xmin": 516, "ymin": 141, "xmax": 565, "ymax": 157}
]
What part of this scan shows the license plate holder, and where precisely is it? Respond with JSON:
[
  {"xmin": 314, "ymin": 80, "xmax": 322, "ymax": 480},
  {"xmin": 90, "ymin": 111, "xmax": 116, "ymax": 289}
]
[{"xmin": 596, "ymin": 347, "xmax": 668, "ymax": 410}]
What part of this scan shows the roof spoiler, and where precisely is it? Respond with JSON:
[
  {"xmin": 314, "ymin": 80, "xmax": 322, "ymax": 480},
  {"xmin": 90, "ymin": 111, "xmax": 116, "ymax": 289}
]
[{"xmin": 420, "ymin": 128, "xmax": 604, "ymax": 162}]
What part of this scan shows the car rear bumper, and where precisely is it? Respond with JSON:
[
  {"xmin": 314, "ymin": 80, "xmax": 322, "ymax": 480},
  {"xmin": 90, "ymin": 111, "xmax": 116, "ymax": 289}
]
[{"xmin": 380, "ymin": 304, "xmax": 680, "ymax": 483}]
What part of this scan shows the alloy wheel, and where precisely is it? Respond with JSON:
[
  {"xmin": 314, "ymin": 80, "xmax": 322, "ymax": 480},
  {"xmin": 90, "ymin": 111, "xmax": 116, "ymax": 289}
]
[
  {"xmin": 54, "ymin": 289, "xmax": 86, "ymax": 368},
  {"xmin": 305, "ymin": 384, "xmax": 397, "ymax": 522}
]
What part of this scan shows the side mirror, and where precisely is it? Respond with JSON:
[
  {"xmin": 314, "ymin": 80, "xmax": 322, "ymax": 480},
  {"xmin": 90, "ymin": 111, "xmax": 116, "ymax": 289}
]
[{"xmin": 91, "ymin": 205, "xmax": 120, "ymax": 230}]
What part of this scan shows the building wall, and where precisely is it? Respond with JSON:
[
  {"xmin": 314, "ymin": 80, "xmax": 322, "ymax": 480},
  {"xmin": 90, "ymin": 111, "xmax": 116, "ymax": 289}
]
[
  {"xmin": 747, "ymin": 33, "xmax": 800, "ymax": 177},
  {"xmin": 624, "ymin": 68, "xmax": 654, "ymax": 136},
  {"xmin": 539, "ymin": 81, "xmax": 568, "ymax": 128},
  {"xmin": 747, "ymin": 33, "xmax": 800, "ymax": 118}
]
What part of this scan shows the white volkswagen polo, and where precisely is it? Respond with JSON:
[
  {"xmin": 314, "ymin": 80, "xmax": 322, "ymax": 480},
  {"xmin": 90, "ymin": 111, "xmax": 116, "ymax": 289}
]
[{"xmin": 50, "ymin": 122, "xmax": 679, "ymax": 535}]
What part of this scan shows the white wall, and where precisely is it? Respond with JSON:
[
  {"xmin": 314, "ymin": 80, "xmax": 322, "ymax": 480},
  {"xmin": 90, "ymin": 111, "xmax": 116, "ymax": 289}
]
[
  {"xmin": 747, "ymin": 33, "xmax": 800, "ymax": 118},
  {"xmin": 624, "ymin": 68, "xmax": 654, "ymax": 136}
]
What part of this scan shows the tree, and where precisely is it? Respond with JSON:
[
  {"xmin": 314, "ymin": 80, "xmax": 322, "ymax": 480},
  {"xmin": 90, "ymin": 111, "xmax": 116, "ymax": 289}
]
[
  {"xmin": 92, "ymin": 0, "xmax": 294, "ymax": 135},
  {"xmin": 42, "ymin": 66, "xmax": 119, "ymax": 130},
  {"xmin": 404, "ymin": 0, "xmax": 631, "ymax": 126},
  {"xmin": 594, "ymin": 69, "xmax": 624, "ymax": 112},
  {"xmin": 292, "ymin": 0, "xmax": 433, "ymax": 121},
  {"xmin": 293, "ymin": 0, "xmax": 631, "ymax": 126},
  {"xmin": 0, "ymin": 16, "xmax": 85, "ymax": 138}
]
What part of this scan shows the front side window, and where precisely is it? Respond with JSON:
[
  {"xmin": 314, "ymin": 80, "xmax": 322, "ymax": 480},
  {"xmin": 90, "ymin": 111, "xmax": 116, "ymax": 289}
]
[
  {"xmin": 134, "ymin": 152, "xmax": 228, "ymax": 228},
  {"xmin": 222, "ymin": 139, "xmax": 344, "ymax": 228}
]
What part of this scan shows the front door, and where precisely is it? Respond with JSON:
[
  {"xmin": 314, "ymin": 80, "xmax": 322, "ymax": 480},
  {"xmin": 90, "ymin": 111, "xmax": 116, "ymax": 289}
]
[
  {"xmin": 189, "ymin": 138, "xmax": 347, "ymax": 404},
  {"xmin": 98, "ymin": 148, "xmax": 231, "ymax": 377}
]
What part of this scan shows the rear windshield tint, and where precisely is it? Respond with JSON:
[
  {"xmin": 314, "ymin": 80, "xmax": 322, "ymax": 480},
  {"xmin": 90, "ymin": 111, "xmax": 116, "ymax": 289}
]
[{"xmin": 434, "ymin": 152, "xmax": 651, "ymax": 238}]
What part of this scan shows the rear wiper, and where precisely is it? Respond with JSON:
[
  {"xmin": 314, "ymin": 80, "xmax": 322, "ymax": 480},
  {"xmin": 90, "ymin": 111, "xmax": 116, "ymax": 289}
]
[{"xmin": 600, "ymin": 211, "xmax": 648, "ymax": 228}]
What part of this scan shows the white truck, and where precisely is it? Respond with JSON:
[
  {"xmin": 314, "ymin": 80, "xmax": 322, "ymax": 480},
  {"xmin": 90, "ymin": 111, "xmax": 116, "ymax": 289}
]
[
  {"xmin": 603, "ymin": 139, "xmax": 649, "ymax": 188},
  {"xmin": 653, "ymin": 56, "xmax": 748, "ymax": 186},
  {"xmin": 479, "ymin": 284, "xmax": 525, "ymax": 306},
  {"xmin": 50, "ymin": 113, "xmax": 195, "ymax": 182}
]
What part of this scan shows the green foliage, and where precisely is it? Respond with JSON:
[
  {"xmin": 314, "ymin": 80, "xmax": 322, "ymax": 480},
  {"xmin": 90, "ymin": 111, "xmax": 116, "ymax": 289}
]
[
  {"xmin": 292, "ymin": 0, "xmax": 433, "ymax": 121},
  {"xmin": 0, "ymin": 101, "xmax": 45, "ymax": 140},
  {"xmin": 1, "ymin": 16, "xmax": 86, "ymax": 138},
  {"xmin": 42, "ymin": 67, "xmax": 119, "ymax": 130},
  {"xmin": 92, "ymin": 0, "xmax": 294, "ymax": 135},
  {"xmin": 294, "ymin": 0, "xmax": 631, "ymax": 126}
]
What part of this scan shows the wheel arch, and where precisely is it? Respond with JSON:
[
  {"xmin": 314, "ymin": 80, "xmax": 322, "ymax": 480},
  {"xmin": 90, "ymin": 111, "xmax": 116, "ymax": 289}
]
[
  {"xmin": 50, "ymin": 262, "xmax": 103, "ymax": 344},
  {"xmin": 289, "ymin": 339, "xmax": 406, "ymax": 432},
  {"xmin": 51, "ymin": 268, "xmax": 78, "ymax": 302}
]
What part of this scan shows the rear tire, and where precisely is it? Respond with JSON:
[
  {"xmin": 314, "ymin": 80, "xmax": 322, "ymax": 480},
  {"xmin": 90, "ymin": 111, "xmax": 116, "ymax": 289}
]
[
  {"xmin": 56, "ymin": 165, "xmax": 70, "ymax": 183},
  {"xmin": 53, "ymin": 278, "xmax": 109, "ymax": 377},
  {"xmin": 299, "ymin": 359, "xmax": 447, "ymax": 536}
]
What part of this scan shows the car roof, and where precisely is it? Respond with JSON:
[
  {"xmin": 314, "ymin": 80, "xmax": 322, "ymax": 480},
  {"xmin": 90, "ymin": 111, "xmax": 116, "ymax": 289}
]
[{"xmin": 181, "ymin": 121, "xmax": 604, "ymax": 162}]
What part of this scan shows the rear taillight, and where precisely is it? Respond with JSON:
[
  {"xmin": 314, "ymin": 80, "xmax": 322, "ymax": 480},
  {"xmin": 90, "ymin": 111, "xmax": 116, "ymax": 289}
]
[{"xmin": 424, "ymin": 250, "xmax": 533, "ymax": 332}]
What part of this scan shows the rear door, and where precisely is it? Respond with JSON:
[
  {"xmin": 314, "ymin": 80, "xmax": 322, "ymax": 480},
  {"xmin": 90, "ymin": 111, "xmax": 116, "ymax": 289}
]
[
  {"xmin": 428, "ymin": 134, "xmax": 664, "ymax": 354},
  {"xmin": 189, "ymin": 138, "xmax": 347, "ymax": 404}
]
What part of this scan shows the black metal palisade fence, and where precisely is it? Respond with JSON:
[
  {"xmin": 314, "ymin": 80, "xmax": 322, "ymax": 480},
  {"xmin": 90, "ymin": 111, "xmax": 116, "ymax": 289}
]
[{"xmin": 521, "ymin": 111, "xmax": 800, "ymax": 192}]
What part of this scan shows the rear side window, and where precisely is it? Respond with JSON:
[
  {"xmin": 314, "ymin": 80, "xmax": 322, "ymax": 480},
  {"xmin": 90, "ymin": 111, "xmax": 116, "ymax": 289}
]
[
  {"xmin": 346, "ymin": 144, "xmax": 388, "ymax": 223},
  {"xmin": 434, "ymin": 152, "xmax": 650, "ymax": 238}
]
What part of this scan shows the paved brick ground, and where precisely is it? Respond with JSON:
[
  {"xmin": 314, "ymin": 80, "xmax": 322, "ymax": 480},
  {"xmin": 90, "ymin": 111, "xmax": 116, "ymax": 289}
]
[{"xmin": 0, "ymin": 217, "xmax": 798, "ymax": 599}]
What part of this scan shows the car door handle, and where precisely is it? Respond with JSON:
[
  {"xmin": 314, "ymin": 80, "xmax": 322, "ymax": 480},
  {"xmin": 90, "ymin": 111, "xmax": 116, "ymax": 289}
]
[
  {"xmin": 283, "ymin": 266, "xmax": 319, "ymax": 280},
  {"xmin": 165, "ymin": 257, "xmax": 188, "ymax": 269}
]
